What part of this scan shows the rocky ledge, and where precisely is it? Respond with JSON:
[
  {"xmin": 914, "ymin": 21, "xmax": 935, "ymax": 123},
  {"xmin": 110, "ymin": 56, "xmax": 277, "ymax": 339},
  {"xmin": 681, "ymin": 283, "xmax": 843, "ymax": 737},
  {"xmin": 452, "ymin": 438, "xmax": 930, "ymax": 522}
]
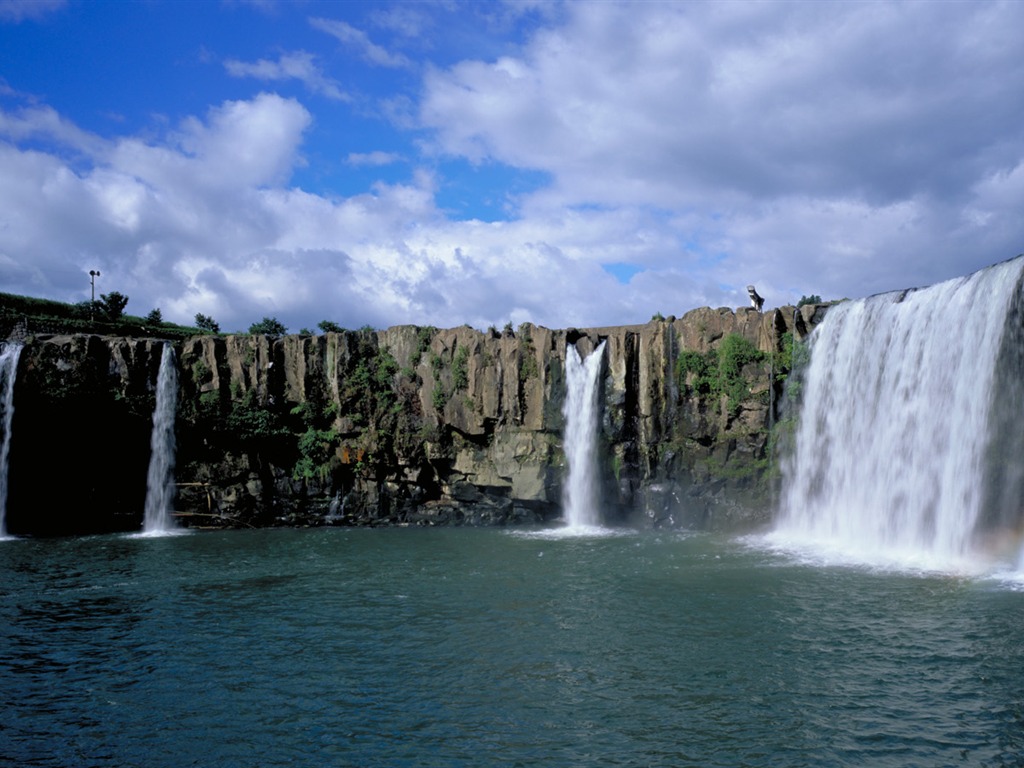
[{"xmin": 5, "ymin": 304, "xmax": 827, "ymax": 535}]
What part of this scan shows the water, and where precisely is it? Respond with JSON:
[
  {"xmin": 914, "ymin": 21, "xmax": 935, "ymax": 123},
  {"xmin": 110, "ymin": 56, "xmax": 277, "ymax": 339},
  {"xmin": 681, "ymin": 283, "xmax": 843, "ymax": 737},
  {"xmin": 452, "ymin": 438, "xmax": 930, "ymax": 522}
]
[
  {"xmin": 562, "ymin": 341, "xmax": 606, "ymax": 530},
  {"xmin": 0, "ymin": 343, "xmax": 21, "ymax": 539},
  {"xmin": 1, "ymin": 527, "xmax": 1022, "ymax": 767},
  {"xmin": 142, "ymin": 345, "xmax": 178, "ymax": 535},
  {"xmin": 774, "ymin": 258, "xmax": 1024, "ymax": 573}
]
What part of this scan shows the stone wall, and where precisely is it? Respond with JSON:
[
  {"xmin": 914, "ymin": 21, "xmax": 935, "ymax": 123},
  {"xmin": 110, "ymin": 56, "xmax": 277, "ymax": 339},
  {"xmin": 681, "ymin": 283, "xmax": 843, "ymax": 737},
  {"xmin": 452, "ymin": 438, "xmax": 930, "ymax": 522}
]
[{"xmin": 4, "ymin": 304, "xmax": 827, "ymax": 535}]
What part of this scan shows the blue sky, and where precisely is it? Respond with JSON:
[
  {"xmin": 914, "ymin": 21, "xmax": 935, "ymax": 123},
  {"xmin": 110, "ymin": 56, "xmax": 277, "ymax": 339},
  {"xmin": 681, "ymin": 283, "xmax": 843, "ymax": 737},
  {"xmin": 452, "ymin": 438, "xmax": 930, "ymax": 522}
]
[{"xmin": 1, "ymin": 0, "xmax": 1023, "ymax": 333}]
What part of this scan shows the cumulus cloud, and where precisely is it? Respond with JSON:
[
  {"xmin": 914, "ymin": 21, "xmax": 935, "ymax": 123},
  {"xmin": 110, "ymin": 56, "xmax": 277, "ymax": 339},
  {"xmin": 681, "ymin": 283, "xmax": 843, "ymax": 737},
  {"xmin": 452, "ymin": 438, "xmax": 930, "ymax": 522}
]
[
  {"xmin": 423, "ymin": 2, "xmax": 1024, "ymax": 208},
  {"xmin": 0, "ymin": 86, "xmax": 688, "ymax": 332},
  {"xmin": 0, "ymin": 104, "xmax": 105, "ymax": 155},
  {"xmin": 0, "ymin": 94, "xmax": 322, "ymax": 326},
  {"xmin": 418, "ymin": 1, "xmax": 1024, "ymax": 301},
  {"xmin": 2, "ymin": 1, "xmax": 1023, "ymax": 334}
]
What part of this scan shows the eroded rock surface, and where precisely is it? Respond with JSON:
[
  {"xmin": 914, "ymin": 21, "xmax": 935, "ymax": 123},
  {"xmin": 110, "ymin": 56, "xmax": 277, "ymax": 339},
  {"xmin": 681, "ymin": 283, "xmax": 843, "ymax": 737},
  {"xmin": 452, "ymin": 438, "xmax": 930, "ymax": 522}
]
[{"xmin": 5, "ymin": 304, "xmax": 827, "ymax": 534}]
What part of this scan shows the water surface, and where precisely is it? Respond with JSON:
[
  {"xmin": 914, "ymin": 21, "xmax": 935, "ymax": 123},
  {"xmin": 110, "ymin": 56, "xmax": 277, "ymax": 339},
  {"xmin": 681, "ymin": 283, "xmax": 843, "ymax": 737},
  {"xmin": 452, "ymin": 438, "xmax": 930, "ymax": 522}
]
[{"xmin": 2, "ymin": 527, "xmax": 1022, "ymax": 767}]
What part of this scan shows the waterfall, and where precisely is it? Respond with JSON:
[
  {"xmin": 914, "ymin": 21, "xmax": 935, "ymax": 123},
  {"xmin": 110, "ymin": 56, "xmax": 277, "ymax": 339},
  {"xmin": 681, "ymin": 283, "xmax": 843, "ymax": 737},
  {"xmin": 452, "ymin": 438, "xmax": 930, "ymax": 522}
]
[
  {"xmin": 562, "ymin": 341, "xmax": 606, "ymax": 529},
  {"xmin": 774, "ymin": 257, "xmax": 1024, "ymax": 571},
  {"xmin": 0, "ymin": 343, "xmax": 22, "ymax": 538},
  {"xmin": 143, "ymin": 345, "xmax": 179, "ymax": 534}
]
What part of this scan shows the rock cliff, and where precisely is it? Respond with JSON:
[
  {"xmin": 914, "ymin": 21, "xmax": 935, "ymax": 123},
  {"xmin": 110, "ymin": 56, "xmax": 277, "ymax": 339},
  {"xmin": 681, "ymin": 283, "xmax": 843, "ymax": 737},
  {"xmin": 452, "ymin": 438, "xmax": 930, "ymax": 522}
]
[{"xmin": 4, "ymin": 305, "xmax": 827, "ymax": 535}]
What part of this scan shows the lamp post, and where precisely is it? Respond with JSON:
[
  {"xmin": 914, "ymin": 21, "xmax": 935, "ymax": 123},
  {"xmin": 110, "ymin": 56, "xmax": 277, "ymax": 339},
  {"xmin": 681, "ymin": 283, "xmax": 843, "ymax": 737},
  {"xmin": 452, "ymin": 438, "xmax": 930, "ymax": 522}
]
[{"xmin": 89, "ymin": 270, "xmax": 100, "ymax": 321}]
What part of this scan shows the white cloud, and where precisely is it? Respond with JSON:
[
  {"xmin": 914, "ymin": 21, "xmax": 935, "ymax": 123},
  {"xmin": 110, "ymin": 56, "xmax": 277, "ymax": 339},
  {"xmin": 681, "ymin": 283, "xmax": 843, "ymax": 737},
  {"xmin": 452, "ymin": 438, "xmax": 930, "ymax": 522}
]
[
  {"xmin": 417, "ymin": 0, "xmax": 1024, "ymax": 302},
  {"xmin": 347, "ymin": 150, "xmax": 402, "ymax": 167},
  {"xmin": 224, "ymin": 51, "xmax": 349, "ymax": 101},
  {"xmin": 157, "ymin": 92, "xmax": 311, "ymax": 190},
  {"xmin": 0, "ymin": 0, "xmax": 65, "ymax": 23},
  {"xmin": 0, "ymin": 104, "xmax": 105, "ymax": 155},
  {"xmin": 426, "ymin": 2, "xmax": 1024, "ymax": 206},
  {"xmin": 2, "ymin": 2, "xmax": 1024, "ymax": 335},
  {"xmin": 0, "ymin": 90, "xmax": 698, "ymax": 331},
  {"xmin": 310, "ymin": 16, "xmax": 411, "ymax": 69}
]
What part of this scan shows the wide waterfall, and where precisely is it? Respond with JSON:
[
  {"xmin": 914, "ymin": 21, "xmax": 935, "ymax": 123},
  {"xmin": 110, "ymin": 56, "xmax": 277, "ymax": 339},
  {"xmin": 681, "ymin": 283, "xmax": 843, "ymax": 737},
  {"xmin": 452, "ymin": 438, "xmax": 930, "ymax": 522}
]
[
  {"xmin": 0, "ymin": 343, "xmax": 22, "ymax": 538},
  {"xmin": 562, "ymin": 341, "xmax": 606, "ymax": 529},
  {"xmin": 143, "ymin": 344, "xmax": 179, "ymax": 534},
  {"xmin": 774, "ymin": 257, "xmax": 1024, "ymax": 572}
]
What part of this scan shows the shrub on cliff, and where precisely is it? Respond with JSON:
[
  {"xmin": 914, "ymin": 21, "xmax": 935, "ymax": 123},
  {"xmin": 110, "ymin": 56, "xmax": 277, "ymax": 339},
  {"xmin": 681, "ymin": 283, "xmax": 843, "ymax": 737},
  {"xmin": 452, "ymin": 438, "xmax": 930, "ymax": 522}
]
[
  {"xmin": 677, "ymin": 333, "xmax": 766, "ymax": 416},
  {"xmin": 99, "ymin": 291, "xmax": 129, "ymax": 321},
  {"xmin": 225, "ymin": 393, "xmax": 288, "ymax": 442},
  {"xmin": 195, "ymin": 313, "xmax": 220, "ymax": 333},
  {"xmin": 293, "ymin": 426, "xmax": 339, "ymax": 482},
  {"xmin": 410, "ymin": 326, "xmax": 437, "ymax": 367},
  {"xmin": 718, "ymin": 333, "xmax": 764, "ymax": 413},
  {"xmin": 452, "ymin": 345, "xmax": 469, "ymax": 390},
  {"xmin": 249, "ymin": 316, "xmax": 287, "ymax": 336}
]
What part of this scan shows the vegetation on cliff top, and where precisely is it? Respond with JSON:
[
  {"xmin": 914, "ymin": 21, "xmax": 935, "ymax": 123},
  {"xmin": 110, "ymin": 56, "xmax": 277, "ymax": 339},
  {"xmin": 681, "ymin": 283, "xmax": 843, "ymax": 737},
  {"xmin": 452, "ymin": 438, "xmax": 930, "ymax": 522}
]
[{"xmin": 1, "ymin": 291, "xmax": 206, "ymax": 340}]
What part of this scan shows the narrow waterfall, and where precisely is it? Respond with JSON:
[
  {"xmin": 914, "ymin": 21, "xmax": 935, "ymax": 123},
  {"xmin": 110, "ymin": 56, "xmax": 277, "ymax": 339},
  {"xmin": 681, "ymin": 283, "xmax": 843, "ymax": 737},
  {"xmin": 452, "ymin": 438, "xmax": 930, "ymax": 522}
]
[
  {"xmin": 143, "ymin": 345, "xmax": 179, "ymax": 534},
  {"xmin": 0, "ymin": 343, "xmax": 22, "ymax": 538},
  {"xmin": 562, "ymin": 341, "xmax": 606, "ymax": 529},
  {"xmin": 774, "ymin": 257, "xmax": 1024, "ymax": 570}
]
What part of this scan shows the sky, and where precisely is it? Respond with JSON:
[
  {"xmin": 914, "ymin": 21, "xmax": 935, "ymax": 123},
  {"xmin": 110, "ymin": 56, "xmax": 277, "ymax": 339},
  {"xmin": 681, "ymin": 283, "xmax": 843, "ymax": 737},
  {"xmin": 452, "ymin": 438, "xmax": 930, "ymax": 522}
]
[{"xmin": 1, "ymin": 0, "xmax": 1023, "ymax": 333}]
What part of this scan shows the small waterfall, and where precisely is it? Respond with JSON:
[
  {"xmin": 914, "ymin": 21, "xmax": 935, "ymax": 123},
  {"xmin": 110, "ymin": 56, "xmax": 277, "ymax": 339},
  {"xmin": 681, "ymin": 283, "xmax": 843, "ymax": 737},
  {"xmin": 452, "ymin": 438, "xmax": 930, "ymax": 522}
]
[
  {"xmin": 0, "ymin": 343, "xmax": 22, "ymax": 538},
  {"xmin": 143, "ymin": 345, "xmax": 179, "ymax": 534},
  {"xmin": 774, "ymin": 257, "xmax": 1024, "ymax": 570},
  {"xmin": 562, "ymin": 341, "xmax": 606, "ymax": 529}
]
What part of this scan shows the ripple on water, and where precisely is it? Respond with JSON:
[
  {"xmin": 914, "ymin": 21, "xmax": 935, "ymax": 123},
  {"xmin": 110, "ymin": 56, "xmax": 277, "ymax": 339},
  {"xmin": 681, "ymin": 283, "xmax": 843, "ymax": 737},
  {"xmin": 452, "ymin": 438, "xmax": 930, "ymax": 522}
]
[{"xmin": 0, "ymin": 527, "xmax": 1022, "ymax": 767}]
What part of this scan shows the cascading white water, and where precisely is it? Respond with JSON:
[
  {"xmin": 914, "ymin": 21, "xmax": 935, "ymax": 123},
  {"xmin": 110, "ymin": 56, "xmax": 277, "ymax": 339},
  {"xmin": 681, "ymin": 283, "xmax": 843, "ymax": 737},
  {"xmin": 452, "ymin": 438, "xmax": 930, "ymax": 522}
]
[
  {"xmin": 562, "ymin": 341, "xmax": 606, "ymax": 529},
  {"xmin": 143, "ymin": 344, "xmax": 178, "ymax": 534},
  {"xmin": 774, "ymin": 258, "xmax": 1024, "ymax": 570},
  {"xmin": 0, "ymin": 342, "xmax": 22, "ymax": 538}
]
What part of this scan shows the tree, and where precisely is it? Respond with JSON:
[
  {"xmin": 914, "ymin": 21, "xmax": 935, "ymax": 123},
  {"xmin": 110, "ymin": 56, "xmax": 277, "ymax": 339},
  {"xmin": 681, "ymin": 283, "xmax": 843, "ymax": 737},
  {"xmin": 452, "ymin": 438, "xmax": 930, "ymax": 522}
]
[
  {"xmin": 145, "ymin": 308, "xmax": 163, "ymax": 325},
  {"xmin": 195, "ymin": 313, "xmax": 220, "ymax": 333},
  {"xmin": 797, "ymin": 294, "xmax": 823, "ymax": 307},
  {"xmin": 248, "ymin": 316, "xmax": 287, "ymax": 335},
  {"xmin": 318, "ymin": 320, "xmax": 344, "ymax": 334},
  {"xmin": 100, "ymin": 291, "xmax": 129, "ymax": 321}
]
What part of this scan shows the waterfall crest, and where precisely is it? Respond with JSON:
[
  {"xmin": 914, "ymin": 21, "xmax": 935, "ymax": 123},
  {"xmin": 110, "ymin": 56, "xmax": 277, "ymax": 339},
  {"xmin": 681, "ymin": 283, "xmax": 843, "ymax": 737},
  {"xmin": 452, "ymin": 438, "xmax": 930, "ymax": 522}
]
[
  {"xmin": 562, "ymin": 341, "xmax": 606, "ymax": 529},
  {"xmin": 143, "ymin": 345, "xmax": 179, "ymax": 534},
  {"xmin": 774, "ymin": 257, "xmax": 1024, "ymax": 570},
  {"xmin": 0, "ymin": 343, "xmax": 22, "ymax": 538}
]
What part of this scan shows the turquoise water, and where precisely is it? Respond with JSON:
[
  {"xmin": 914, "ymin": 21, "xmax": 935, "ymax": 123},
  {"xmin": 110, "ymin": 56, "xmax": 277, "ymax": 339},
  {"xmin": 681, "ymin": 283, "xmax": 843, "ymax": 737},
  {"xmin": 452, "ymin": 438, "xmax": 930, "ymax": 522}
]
[{"xmin": 2, "ymin": 527, "xmax": 1023, "ymax": 767}]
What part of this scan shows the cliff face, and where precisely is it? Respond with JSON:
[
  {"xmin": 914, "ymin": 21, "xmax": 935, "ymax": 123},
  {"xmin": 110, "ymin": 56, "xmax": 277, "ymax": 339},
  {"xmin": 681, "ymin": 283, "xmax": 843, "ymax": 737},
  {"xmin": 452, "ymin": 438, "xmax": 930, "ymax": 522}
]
[{"xmin": 5, "ymin": 305, "xmax": 827, "ymax": 535}]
